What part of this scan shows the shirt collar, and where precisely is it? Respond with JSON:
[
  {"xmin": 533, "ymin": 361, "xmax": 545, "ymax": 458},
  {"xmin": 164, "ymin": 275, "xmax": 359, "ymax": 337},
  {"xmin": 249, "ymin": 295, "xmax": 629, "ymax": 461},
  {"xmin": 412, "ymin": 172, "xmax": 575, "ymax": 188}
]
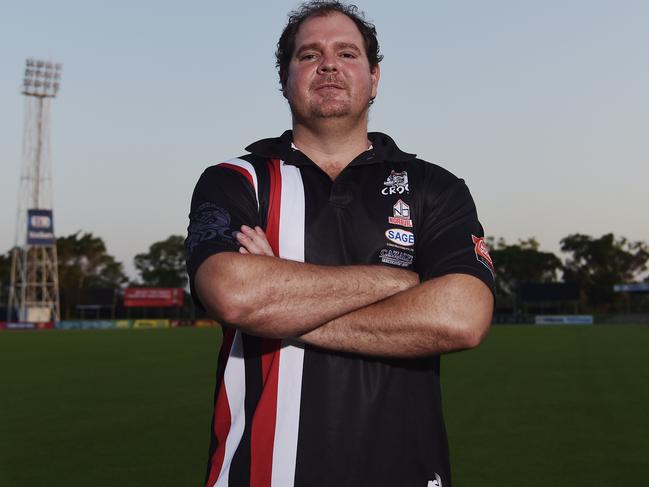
[
  {"xmin": 291, "ymin": 141, "xmax": 373, "ymax": 151},
  {"xmin": 245, "ymin": 130, "xmax": 416, "ymax": 167}
]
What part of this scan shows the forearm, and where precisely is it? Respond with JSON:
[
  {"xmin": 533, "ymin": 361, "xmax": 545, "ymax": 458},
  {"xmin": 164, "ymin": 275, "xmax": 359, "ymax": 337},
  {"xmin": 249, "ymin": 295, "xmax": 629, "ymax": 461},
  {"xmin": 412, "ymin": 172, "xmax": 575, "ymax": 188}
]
[
  {"xmin": 298, "ymin": 274, "xmax": 494, "ymax": 358},
  {"xmin": 195, "ymin": 252, "xmax": 419, "ymax": 338}
]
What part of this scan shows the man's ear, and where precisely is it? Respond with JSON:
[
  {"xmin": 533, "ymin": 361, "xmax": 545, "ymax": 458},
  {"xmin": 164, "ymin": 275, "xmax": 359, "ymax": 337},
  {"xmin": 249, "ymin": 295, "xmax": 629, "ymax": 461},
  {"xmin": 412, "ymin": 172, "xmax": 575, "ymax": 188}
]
[{"xmin": 370, "ymin": 63, "xmax": 380, "ymax": 100}]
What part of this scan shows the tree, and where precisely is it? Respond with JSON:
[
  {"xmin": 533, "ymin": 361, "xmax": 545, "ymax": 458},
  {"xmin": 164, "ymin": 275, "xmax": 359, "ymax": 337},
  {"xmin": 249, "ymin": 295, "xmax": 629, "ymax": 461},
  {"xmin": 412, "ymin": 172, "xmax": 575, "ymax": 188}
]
[
  {"xmin": 488, "ymin": 237, "xmax": 563, "ymax": 304},
  {"xmin": 560, "ymin": 233, "xmax": 649, "ymax": 311},
  {"xmin": 57, "ymin": 232, "xmax": 128, "ymax": 289},
  {"xmin": 0, "ymin": 249, "xmax": 13, "ymax": 301},
  {"xmin": 134, "ymin": 235, "xmax": 187, "ymax": 288}
]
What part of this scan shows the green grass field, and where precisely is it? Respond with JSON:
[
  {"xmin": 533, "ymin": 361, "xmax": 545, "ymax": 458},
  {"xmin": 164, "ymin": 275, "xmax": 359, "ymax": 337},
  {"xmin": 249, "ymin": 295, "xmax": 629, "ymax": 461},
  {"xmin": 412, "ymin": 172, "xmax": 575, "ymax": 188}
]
[{"xmin": 1, "ymin": 325, "xmax": 648, "ymax": 487}]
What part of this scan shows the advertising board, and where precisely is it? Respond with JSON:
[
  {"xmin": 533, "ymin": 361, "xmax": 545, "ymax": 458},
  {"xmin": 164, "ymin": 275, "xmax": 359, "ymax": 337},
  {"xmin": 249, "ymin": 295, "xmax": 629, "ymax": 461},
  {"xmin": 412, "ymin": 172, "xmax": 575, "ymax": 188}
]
[
  {"xmin": 27, "ymin": 209, "xmax": 55, "ymax": 246},
  {"xmin": 195, "ymin": 319, "xmax": 219, "ymax": 328},
  {"xmin": 613, "ymin": 283, "xmax": 649, "ymax": 293},
  {"xmin": 56, "ymin": 321, "xmax": 118, "ymax": 330},
  {"xmin": 123, "ymin": 288, "xmax": 184, "ymax": 307},
  {"xmin": 133, "ymin": 319, "xmax": 170, "ymax": 329},
  {"xmin": 6, "ymin": 322, "xmax": 37, "ymax": 330},
  {"xmin": 535, "ymin": 315, "xmax": 594, "ymax": 325}
]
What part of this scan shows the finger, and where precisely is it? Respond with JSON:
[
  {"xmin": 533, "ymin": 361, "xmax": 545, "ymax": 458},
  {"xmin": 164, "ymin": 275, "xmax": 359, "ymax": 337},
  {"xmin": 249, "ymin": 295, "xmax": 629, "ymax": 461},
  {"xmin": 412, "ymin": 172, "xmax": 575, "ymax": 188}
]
[
  {"xmin": 239, "ymin": 246, "xmax": 249, "ymax": 254},
  {"xmin": 241, "ymin": 225, "xmax": 274, "ymax": 256},
  {"xmin": 251, "ymin": 226, "xmax": 275, "ymax": 256},
  {"xmin": 236, "ymin": 231, "xmax": 265, "ymax": 255},
  {"xmin": 233, "ymin": 231, "xmax": 245, "ymax": 250},
  {"xmin": 237, "ymin": 229, "xmax": 273, "ymax": 256}
]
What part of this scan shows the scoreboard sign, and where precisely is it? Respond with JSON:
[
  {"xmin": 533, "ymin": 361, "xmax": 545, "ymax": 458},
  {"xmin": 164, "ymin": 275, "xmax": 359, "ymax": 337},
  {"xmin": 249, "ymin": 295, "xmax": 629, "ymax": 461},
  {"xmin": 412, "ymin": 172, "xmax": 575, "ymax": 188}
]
[
  {"xmin": 123, "ymin": 288, "xmax": 184, "ymax": 307},
  {"xmin": 27, "ymin": 209, "xmax": 55, "ymax": 245}
]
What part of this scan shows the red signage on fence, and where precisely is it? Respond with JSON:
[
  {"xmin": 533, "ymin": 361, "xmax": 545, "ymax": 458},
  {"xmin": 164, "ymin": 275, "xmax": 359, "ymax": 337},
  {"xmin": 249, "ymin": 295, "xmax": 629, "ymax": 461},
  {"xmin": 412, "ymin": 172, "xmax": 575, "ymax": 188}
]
[{"xmin": 123, "ymin": 288, "xmax": 184, "ymax": 308}]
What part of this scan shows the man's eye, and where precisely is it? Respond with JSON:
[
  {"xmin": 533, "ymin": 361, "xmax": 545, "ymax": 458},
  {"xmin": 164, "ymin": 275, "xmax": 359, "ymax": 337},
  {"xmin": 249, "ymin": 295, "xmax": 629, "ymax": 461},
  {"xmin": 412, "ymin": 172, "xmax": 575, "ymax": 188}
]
[
  {"xmin": 300, "ymin": 54, "xmax": 317, "ymax": 61},
  {"xmin": 341, "ymin": 52, "xmax": 357, "ymax": 58}
]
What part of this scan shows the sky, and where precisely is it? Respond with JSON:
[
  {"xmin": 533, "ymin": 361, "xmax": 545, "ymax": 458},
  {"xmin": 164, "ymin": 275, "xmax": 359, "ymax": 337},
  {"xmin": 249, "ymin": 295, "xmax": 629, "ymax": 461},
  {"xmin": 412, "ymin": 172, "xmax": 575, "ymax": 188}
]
[{"xmin": 1, "ymin": 0, "xmax": 648, "ymax": 278}]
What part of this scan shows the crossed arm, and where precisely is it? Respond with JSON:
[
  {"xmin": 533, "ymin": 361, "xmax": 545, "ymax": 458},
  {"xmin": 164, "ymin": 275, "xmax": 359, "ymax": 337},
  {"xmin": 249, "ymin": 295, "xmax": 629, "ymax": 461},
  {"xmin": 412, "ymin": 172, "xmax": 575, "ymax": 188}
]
[{"xmin": 195, "ymin": 225, "xmax": 493, "ymax": 357}]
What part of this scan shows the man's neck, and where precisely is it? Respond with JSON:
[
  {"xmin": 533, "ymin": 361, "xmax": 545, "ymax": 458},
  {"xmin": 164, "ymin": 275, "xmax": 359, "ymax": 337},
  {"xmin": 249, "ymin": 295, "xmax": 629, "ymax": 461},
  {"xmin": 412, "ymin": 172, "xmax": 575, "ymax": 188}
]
[{"xmin": 292, "ymin": 119, "xmax": 371, "ymax": 180}]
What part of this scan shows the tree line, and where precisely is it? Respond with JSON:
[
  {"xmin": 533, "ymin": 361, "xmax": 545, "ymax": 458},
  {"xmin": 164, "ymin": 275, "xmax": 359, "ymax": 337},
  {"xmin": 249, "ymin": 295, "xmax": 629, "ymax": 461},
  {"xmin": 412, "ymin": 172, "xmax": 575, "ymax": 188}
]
[
  {"xmin": 0, "ymin": 233, "xmax": 188, "ymax": 319},
  {"xmin": 0, "ymin": 232, "xmax": 187, "ymax": 292},
  {"xmin": 0, "ymin": 231, "xmax": 648, "ymax": 316},
  {"xmin": 489, "ymin": 234, "xmax": 648, "ymax": 314}
]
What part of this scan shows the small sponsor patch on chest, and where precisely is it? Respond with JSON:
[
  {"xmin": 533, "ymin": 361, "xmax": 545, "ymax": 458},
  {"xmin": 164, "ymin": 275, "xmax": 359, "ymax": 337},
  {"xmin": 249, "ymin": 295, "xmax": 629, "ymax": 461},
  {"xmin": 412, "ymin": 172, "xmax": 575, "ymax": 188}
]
[
  {"xmin": 379, "ymin": 248, "xmax": 414, "ymax": 268},
  {"xmin": 388, "ymin": 199, "xmax": 413, "ymax": 227},
  {"xmin": 381, "ymin": 170, "xmax": 409, "ymax": 195},
  {"xmin": 385, "ymin": 228, "xmax": 415, "ymax": 247}
]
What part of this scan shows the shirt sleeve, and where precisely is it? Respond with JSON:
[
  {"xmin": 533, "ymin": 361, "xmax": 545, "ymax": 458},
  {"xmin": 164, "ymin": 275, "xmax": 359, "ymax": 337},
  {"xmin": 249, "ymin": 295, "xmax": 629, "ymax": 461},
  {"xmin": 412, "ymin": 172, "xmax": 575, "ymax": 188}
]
[
  {"xmin": 185, "ymin": 164, "xmax": 260, "ymax": 308},
  {"xmin": 415, "ymin": 176, "xmax": 496, "ymax": 296}
]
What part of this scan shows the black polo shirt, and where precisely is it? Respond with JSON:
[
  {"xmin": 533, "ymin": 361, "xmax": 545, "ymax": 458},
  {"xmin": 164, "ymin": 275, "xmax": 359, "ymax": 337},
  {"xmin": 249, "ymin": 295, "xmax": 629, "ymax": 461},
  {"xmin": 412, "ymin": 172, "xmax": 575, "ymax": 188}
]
[{"xmin": 185, "ymin": 130, "xmax": 495, "ymax": 487}]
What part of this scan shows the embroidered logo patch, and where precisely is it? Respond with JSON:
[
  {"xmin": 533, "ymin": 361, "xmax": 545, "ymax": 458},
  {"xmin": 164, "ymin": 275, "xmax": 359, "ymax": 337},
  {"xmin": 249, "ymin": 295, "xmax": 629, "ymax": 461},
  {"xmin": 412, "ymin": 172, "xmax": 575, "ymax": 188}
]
[
  {"xmin": 185, "ymin": 202, "xmax": 236, "ymax": 253},
  {"xmin": 379, "ymin": 248, "xmax": 414, "ymax": 268},
  {"xmin": 388, "ymin": 199, "xmax": 413, "ymax": 227},
  {"xmin": 381, "ymin": 170, "xmax": 409, "ymax": 195},
  {"xmin": 472, "ymin": 235, "xmax": 495, "ymax": 277},
  {"xmin": 386, "ymin": 228, "xmax": 415, "ymax": 247}
]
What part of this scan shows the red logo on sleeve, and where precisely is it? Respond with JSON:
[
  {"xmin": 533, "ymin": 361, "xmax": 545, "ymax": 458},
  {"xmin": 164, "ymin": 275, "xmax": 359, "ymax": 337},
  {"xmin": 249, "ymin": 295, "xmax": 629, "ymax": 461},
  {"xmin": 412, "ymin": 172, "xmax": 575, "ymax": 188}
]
[{"xmin": 472, "ymin": 235, "xmax": 495, "ymax": 277}]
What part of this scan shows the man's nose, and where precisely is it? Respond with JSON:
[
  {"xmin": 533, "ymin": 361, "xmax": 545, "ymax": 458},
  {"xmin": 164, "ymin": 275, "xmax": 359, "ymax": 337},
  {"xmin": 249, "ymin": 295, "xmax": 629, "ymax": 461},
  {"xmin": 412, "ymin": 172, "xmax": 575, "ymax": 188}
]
[{"xmin": 317, "ymin": 53, "xmax": 338, "ymax": 73}]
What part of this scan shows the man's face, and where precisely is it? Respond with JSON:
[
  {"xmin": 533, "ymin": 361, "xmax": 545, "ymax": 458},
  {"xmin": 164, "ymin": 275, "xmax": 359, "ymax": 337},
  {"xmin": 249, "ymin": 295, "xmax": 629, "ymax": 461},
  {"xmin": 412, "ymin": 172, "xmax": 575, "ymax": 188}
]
[{"xmin": 284, "ymin": 11, "xmax": 380, "ymax": 122}]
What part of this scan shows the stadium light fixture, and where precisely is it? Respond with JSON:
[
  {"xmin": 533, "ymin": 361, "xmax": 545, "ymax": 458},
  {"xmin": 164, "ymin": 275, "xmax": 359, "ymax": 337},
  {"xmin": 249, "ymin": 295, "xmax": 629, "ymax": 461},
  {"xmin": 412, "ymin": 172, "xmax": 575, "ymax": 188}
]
[{"xmin": 22, "ymin": 58, "xmax": 62, "ymax": 98}]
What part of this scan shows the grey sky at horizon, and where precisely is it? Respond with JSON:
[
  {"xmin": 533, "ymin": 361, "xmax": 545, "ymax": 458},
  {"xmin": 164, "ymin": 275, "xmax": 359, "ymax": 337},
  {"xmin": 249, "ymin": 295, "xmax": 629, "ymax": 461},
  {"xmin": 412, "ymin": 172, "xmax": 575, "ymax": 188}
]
[{"xmin": 1, "ymin": 0, "xmax": 648, "ymax": 279}]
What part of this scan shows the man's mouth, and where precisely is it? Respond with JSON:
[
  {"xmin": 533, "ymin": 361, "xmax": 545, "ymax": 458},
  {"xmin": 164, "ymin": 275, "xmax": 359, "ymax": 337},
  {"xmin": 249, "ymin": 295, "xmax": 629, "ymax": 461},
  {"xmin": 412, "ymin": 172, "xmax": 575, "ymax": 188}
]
[{"xmin": 315, "ymin": 83, "xmax": 345, "ymax": 90}]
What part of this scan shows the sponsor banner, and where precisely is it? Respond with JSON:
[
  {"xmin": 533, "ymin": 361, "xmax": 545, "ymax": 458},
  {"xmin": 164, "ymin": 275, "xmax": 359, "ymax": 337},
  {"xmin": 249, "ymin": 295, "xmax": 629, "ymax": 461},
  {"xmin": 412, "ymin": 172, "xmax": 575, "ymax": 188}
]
[
  {"xmin": 0, "ymin": 321, "xmax": 52, "ymax": 331},
  {"xmin": 3, "ymin": 319, "xmax": 226, "ymax": 330},
  {"xmin": 27, "ymin": 209, "xmax": 55, "ymax": 246},
  {"xmin": 194, "ymin": 319, "xmax": 219, "ymax": 328},
  {"xmin": 2, "ymin": 320, "xmax": 227, "ymax": 330},
  {"xmin": 133, "ymin": 319, "xmax": 170, "ymax": 329},
  {"xmin": 87, "ymin": 320, "xmax": 116, "ymax": 329},
  {"xmin": 56, "ymin": 321, "xmax": 81, "ymax": 330},
  {"xmin": 171, "ymin": 319, "xmax": 194, "ymax": 328},
  {"xmin": 56, "ymin": 320, "xmax": 118, "ymax": 330},
  {"xmin": 614, "ymin": 283, "xmax": 649, "ymax": 293},
  {"xmin": 6, "ymin": 322, "xmax": 37, "ymax": 330},
  {"xmin": 535, "ymin": 315, "xmax": 594, "ymax": 325},
  {"xmin": 123, "ymin": 288, "xmax": 184, "ymax": 308}
]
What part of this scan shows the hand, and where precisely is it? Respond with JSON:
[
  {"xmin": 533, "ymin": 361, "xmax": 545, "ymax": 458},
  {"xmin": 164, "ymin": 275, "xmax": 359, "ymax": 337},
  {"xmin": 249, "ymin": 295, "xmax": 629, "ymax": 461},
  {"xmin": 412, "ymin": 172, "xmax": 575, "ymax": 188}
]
[{"xmin": 235, "ymin": 225, "xmax": 275, "ymax": 256}]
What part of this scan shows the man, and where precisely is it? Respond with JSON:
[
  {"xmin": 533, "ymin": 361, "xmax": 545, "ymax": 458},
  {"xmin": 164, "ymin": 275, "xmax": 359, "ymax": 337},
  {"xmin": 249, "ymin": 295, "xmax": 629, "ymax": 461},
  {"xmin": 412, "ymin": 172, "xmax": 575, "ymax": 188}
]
[{"xmin": 185, "ymin": 2, "xmax": 495, "ymax": 486}]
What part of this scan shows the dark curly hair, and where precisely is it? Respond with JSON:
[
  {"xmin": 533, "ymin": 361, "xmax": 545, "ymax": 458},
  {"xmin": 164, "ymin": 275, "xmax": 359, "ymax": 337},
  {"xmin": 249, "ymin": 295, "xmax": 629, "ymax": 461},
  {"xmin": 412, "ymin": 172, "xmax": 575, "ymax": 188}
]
[{"xmin": 276, "ymin": 1, "xmax": 383, "ymax": 90}]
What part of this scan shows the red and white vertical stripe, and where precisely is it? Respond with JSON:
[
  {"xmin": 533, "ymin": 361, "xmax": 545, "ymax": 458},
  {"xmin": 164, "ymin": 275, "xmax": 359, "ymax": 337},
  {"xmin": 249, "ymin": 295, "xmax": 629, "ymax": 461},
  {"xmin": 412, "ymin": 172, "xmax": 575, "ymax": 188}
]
[
  {"xmin": 270, "ymin": 162, "xmax": 306, "ymax": 487},
  {"xmin": 214, "ymin": 330, "xmax": 246, "ymax": 487},
  {"xmin": 206, "ymin": 158, "xmax": 306, "ymax": 487}
]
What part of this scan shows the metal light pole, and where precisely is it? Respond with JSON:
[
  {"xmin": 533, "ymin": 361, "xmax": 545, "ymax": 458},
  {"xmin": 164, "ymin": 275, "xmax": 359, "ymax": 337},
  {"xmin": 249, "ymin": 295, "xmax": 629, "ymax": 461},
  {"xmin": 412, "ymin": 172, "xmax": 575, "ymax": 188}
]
[{"xmin": 7, "ymin": 59, "xmax": 62, "ymax": 322}]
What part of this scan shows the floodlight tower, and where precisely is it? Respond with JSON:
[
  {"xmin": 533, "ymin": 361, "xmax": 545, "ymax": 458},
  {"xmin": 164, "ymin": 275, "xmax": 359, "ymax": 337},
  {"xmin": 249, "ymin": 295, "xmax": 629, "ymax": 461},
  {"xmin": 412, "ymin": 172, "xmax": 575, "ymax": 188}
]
[{"xmin": 7, "ymin": 59, "xmax": 63, "ymax": 322}]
